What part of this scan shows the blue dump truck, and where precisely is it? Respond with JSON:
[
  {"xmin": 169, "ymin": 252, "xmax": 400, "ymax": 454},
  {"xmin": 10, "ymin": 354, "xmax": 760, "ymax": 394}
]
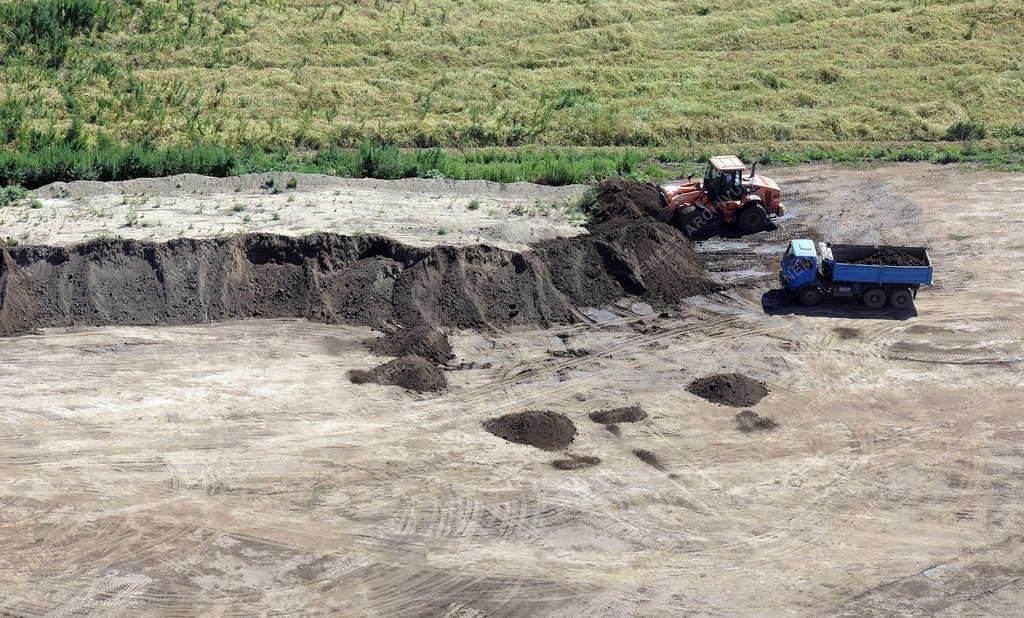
[{"xmin": 780, "ymin": 239, "xmax": 933, "ymax": 308}]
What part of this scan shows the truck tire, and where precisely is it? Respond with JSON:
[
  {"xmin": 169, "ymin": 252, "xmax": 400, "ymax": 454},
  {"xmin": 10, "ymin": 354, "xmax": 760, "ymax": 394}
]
[
  {"xmin": 737, "ymin": 203, "xmax": 769, "ymax": 234},
  {"xmin": 889, "ymin": 287, "xmax": 913, "ymax": 309},
  {"xmin": 862, "ymin": 287, "xmax": 886, "ymax": 309},
  {"xmin": 798, "ymin": 286, "xmax": 823, "ymax": 307},
  {"xmin": 674, "ymin": 206, "xmax": 711, "ymax": 239}
]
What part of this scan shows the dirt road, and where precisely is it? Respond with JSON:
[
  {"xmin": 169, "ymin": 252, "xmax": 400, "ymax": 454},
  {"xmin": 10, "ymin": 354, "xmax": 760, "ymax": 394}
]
[{"xmin": 1, "ymin": 164, "xmax": 1022, "ymax": 615}]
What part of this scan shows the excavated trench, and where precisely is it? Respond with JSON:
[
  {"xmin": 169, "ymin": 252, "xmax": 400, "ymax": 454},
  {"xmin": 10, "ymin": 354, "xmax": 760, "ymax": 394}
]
[{"xmin": 0, "ymin": 180, "xmax": 719, "ymax": 336}]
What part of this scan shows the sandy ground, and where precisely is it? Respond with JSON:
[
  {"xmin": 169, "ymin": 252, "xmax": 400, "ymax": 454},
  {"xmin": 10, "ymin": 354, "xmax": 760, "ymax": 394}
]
[
  {"xmin": 10, "ymin": 173, "xmax": 589, "ymax": 251},
  {"xmin": 1, "ymin": 163, "xmax": 1023, "ymax": 615}
]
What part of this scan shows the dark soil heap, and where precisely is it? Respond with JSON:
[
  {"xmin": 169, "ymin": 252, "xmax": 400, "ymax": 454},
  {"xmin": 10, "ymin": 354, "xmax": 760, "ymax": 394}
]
[
  {"xmin": 551, "ymin": 454, "xmax": 601, "ymax": 470},
  {"xmin": 368, "ymin": 324, "xmax": 453, "ymax": 365},
  {"xmin": 348, "ymin": 355, "xmax": 447, "ymax": 392},
  {"xmin": 0, "ymin": 180, "xmax": 718, "ymax": 335},
  {"xmin": 686, "ymin": 373, "xmax": 769, "ymax": 407},
  {"xmin": 483, "ymin": 411, "xmax": 577, "ymax": 450},
  {"xmin": 586, "ymin": 179, "xmax": 669, "ymax": 223},
  {"xmin": 588, "ymin": 405, "xmax": 648, "ymax": 424},
  {"xmin": 736, "ymin": 410, "xmax": 778, "ymax": 432},
  {"xmin": 633, "ymin": 449, "xmax": 666, "ymax": 471},
  {"xmin": 849, "ymin": 249, "xmax": 927, "ymax": 267}
]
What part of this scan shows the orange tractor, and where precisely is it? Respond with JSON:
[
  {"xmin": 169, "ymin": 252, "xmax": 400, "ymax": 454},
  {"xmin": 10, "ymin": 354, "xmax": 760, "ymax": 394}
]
[{"xmin": 659, "ymin": 156, "xmax": 785, "ymax": 238}]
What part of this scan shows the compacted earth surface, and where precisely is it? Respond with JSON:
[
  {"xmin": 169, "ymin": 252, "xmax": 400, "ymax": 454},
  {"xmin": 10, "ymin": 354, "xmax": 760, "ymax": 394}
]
[{"xmin": 1, "ymin": 163, "xmax": 1023, "ymax": 615}]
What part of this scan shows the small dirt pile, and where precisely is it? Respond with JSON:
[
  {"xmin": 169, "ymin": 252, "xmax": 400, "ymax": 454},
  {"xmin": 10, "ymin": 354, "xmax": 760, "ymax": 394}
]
[
  {"xmin": 736, "ymin": 410, "xmax": 778, "ymax": 432},
  {"xmin": 633, "ymin": 449, "xmax": 666, "ymax": 471},
  {"xmin": 349, "ymin": 356, "xmax": 447, "ymax": 392},
  {"xmin": 588, "ymin": 405, "xmax": 647, "ymax": 424},
  {"xmin": 551, "ymin": 454, "xmax": 601, "ymax": 470},
  {"xmin": 369, "ymin": 324, "xmax": 453, "ymax": 364},
  {"xmin": 483, "ymin": 411, "xmax": 576, "ymax": 450},
  {"xmin": 850, "ymin": 249, "xmax": 926, "ymax": 267},
  {"xmin": 686, "ymin": 373, "xmax": 769, "ymax": 407}
]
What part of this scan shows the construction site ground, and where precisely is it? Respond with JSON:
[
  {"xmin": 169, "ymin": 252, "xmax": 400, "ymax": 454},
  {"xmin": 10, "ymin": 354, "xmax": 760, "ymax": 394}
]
[{"xmin": 1, "ymin": 163, "xmax": 1022, "ymax": 615}]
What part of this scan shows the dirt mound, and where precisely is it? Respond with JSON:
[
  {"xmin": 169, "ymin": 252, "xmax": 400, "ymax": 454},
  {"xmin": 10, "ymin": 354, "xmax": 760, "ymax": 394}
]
[
  {"xmin": 633, "ymin": 449, "xmax": 666, "ymax": 471},
  {"xmin": 686, "ymin": 373, "xmax": 769, "ymax": 407},
  {"xmin": 349, "ymin": 355, "xmax": 447, "ymax": 392},
  {"xmin": 589, "ymin": 405, "xmax": 647, "ymax": 424},
  {"xmin": 0, "ymin": 180, "xmax": 718, "ymax": 336},
  {"xmin": 483, "ymin": 411, "xmax": 576, "ymax": 450},
  {"xmin": 551, "ymin": 454, "xmax": 601, "ymax": 470},
  {"xmin": 736, "ymin": 410, "xmax": 778, "ymax": 432},
  {"xmin": 536, "ymin": 217, "xmax": 717, "ymax": 307},
  {"xmin": 369, "ymin": 324, "xmax": 453, "ymax": 364},
  {"xmin": 587, "ymin": 179, "xmax": 668, "ymax": 223},
  {"xmin": 850, "ymin": 249, "xmax": 927, "ymax": 266}
]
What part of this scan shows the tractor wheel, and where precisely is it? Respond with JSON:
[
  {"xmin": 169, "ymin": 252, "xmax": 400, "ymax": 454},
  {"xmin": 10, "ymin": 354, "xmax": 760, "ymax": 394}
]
[
  {"xmin": 674, "ymin": 206, "xmax": 711, "ymax": 239},
  {"xmin": 737, "ymin": 203, "xmax": 769, "ymax": 234},
  {"xmin": 889, "ymin": 287, "xmax": 913, "ymax": 309},
  {"xmin": 862, "ymin": 287, "xmax": 886, "ymax": 309},
  {"xmin": 798, "ymin": 286, "xmax": 823, "ymax": 307}
]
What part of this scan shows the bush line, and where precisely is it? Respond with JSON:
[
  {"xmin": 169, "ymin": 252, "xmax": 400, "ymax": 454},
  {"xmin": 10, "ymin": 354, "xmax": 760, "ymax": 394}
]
[{"xmin": 0, "ymin": 140, "xmax": 1020, "ymax": 189}]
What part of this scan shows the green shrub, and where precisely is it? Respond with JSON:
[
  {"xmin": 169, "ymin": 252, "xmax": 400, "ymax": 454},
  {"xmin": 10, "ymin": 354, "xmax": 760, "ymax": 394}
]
[
  {"xmin": 946, "ymin": 120, "xmax": 987, "ymax": 141},
  {"xmin": 467, "ymin": 199, "xmax": 480, "ymax": 210},
  {"xmin": 0, "ymin": 184, "xmax": 28, "ymax": 207}
]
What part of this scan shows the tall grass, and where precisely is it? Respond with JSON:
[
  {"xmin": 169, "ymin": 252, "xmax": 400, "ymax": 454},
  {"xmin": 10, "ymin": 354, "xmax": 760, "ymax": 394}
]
[
  {"xmin": 0, "ymin": 0, "xmax": 1021, "ymax": 150},
  {"xmin": 0, "ymin": 0, "xmax": 120, "ymax": 67}
]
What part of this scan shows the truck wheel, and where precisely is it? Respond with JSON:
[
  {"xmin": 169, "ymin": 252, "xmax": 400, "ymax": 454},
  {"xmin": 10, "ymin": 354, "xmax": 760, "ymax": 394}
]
[
  {"xmin": 737, "ymin": 204, "xmax": 769, "ymax": 234},
  {"xmin": 674, "ymin": 206, "xmax": 711, "ymax": 239},
  {"xmin": 889, "ymin": 288, "xmax": 913, "ymax": 309},
  {"xmin": 798, "ymin": 286, "xmax": 822, "ymax": 307},
  {"xmin": 862, "ymin": 287, "xmax": 886, "ymax": 309}
]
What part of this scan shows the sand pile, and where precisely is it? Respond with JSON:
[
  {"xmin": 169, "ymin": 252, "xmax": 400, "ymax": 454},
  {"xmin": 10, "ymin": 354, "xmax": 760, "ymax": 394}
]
[
  {"xmin": 0, "ymin": 181, "xmax": 717, "ymax": 335},
  {"xmin": 686, "ymin": 373, "xmax": 769, "ymax": 407},
  {"xmin": 368, "ymin": 324, "xmax": 453, "ymax": 365},
  {"xmin": 348, "ymin": 356, "xmax": 447, "ymax": 392},
  {"xmin": 483, "ymin": 411, "xmax": 577, "ymax": 450}
]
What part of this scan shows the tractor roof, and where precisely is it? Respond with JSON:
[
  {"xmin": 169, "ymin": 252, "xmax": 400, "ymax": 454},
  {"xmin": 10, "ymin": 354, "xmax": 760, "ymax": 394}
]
[{"xmin": 709, "ymin": 155, "xmax": 746, "ymax": 171}]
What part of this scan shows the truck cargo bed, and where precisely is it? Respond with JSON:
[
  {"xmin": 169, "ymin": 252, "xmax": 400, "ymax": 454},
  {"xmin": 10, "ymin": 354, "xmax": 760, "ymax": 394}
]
[{"xmin": 826, "ymin": 243, "xmax": 933, "ymax": 286}]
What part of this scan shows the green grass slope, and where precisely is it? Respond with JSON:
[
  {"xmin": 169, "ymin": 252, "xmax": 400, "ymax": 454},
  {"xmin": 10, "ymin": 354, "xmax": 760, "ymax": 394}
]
[{"xmin": 2, "ymin": 0, "xmax": 1022, "ymax": 151}]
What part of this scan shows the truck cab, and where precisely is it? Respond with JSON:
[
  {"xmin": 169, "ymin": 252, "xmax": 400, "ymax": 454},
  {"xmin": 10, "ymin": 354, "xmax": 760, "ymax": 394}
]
[{"xmin": 780, "ymin": 239, "xmax": 819, "ymax": 292}]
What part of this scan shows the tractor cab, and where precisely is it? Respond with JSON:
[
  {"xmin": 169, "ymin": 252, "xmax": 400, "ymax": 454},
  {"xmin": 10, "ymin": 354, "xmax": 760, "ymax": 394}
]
[{"xmin": 703, "ymin": 155, "xmax": 746, "ymax": 200}]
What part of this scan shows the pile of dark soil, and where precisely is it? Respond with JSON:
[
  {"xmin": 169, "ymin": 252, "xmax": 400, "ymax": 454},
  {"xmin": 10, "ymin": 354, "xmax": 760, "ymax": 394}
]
[
  {"xmin": 551, "ymin": 454, "xmax": 601, "ymax": 470},
  {"xmin": 849, "ymin": 249, "xmax": 926, "ymax": 267},
  {"xmin": 368, "ymin": 324, "xmax": 453, "ymax": 364},
  {"xmin": 686, "ymin": 373, "xmax": 769, "ymax": 407},
  {"xmin": 588, "ymin": 405, "xmax": 647, "ymax": 424},
  {"xmin": 483, "ymin": 411, "xmax": 576, "ymax": 450},
  {"xmin": 0, "ymin": 181, "xmax": 717, "ymax": 335},
  {"xmin": 586, "ymin": 179, "xmax": 668, "ymax": 223},
  {"xmin": 348, "ymin": 355, "xmax": 447, "ymax": 393},
  {"xmin": 633, "ymin": 449, "xmax": 666, "ymax": 471},
  {"xmin": 736, "ymin": 410, "xmax": 778, "ymax": 432}
]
